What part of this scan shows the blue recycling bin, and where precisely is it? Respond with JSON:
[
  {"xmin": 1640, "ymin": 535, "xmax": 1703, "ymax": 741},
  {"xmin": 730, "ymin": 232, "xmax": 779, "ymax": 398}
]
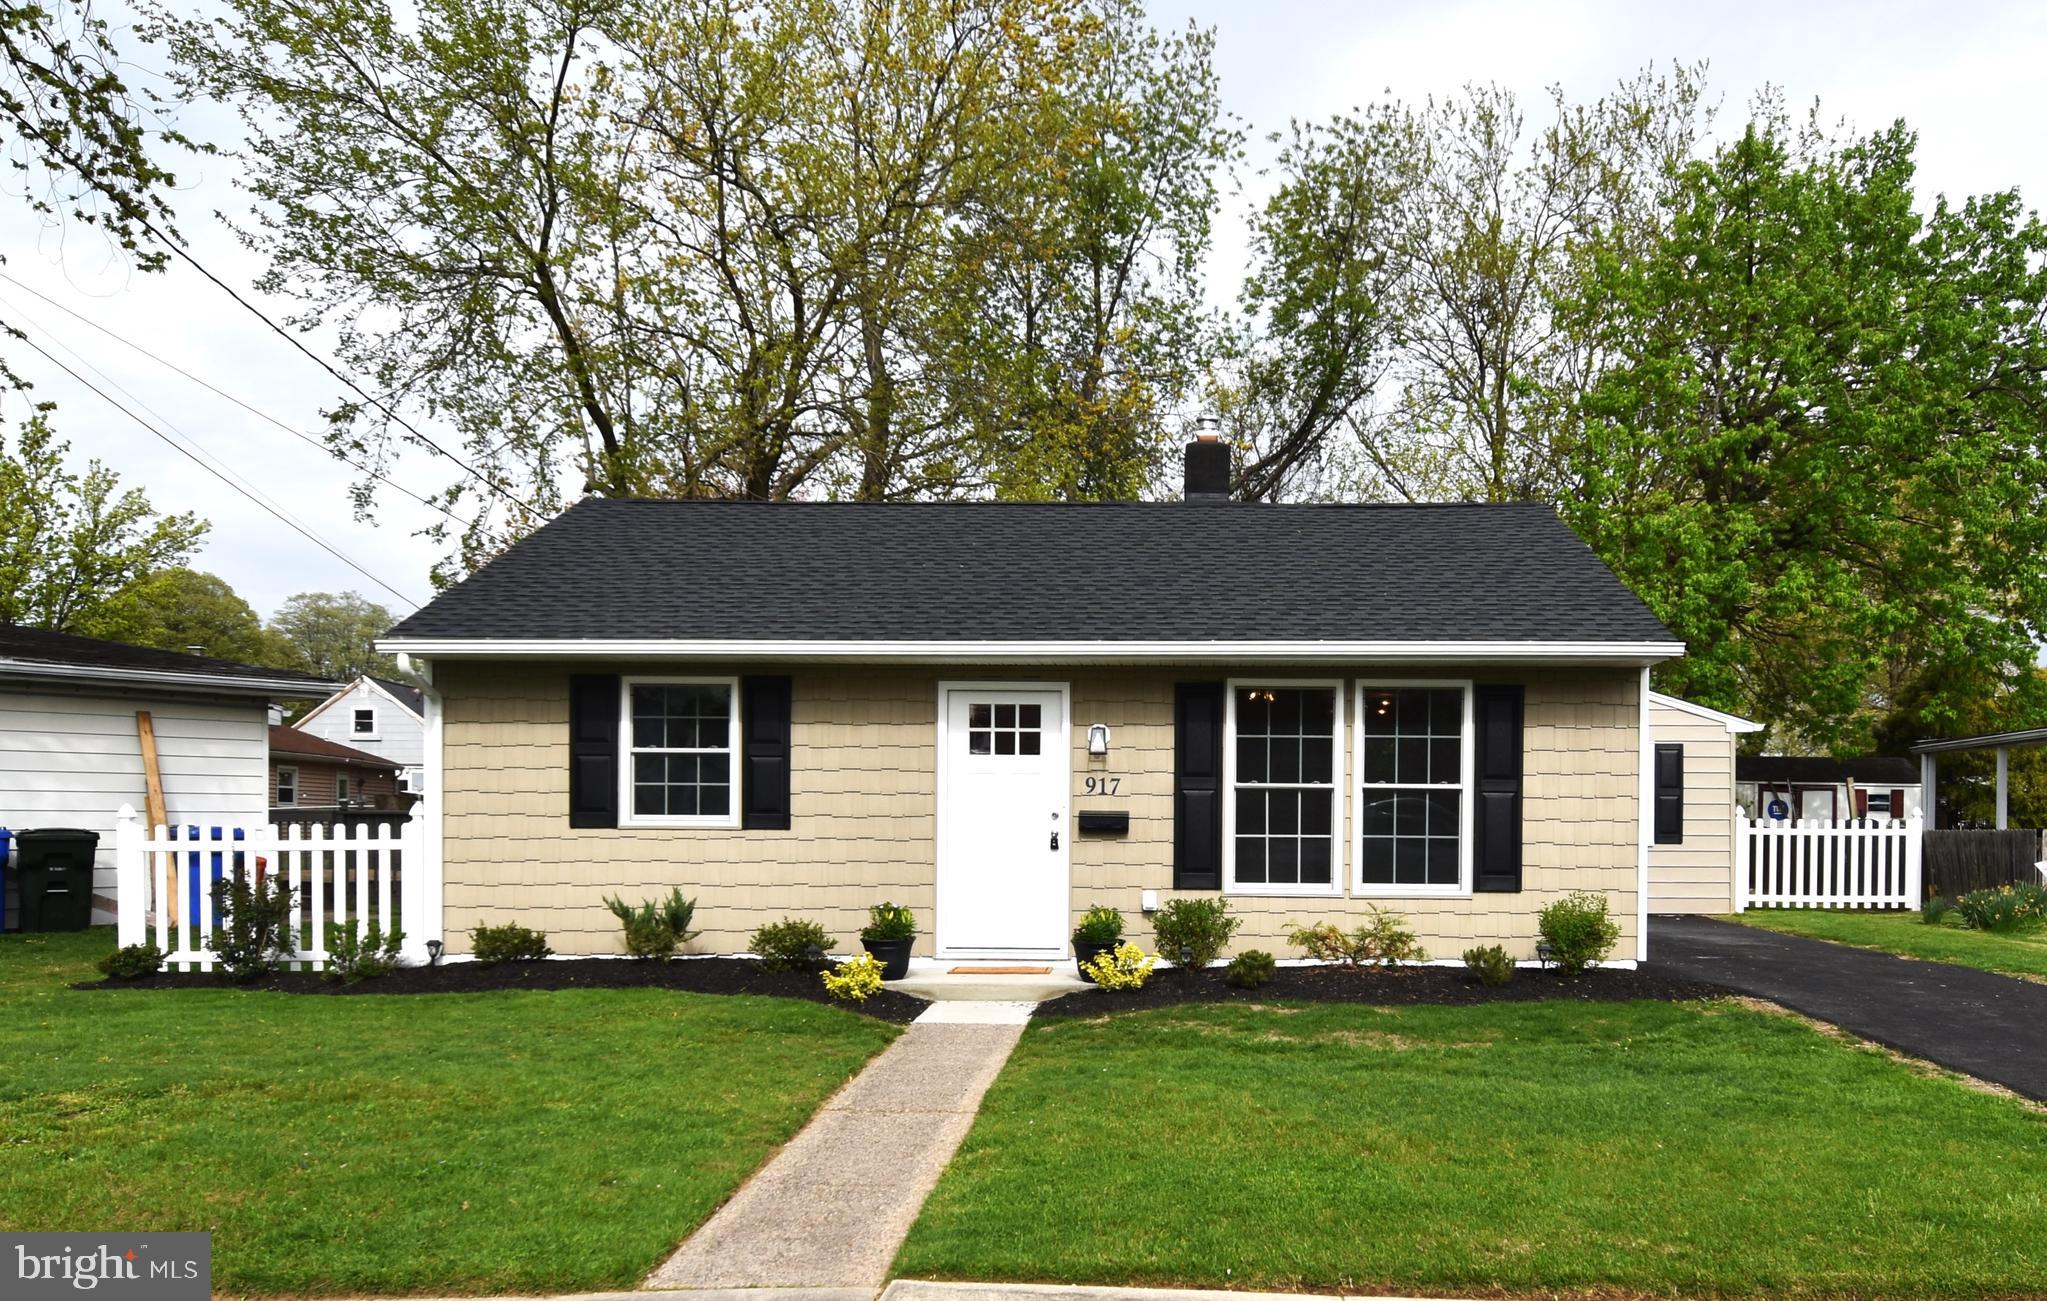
[
  {"xmin": 0, "ymin": 827, "xmax": 11, "ymax": 931},
  {"xmin": 176, "ymin": 826, "xmax": 248, "ymax": 929}
]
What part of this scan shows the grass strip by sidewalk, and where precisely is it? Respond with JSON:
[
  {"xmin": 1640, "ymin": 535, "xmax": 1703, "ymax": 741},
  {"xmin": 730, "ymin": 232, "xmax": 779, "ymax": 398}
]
[
  {"xmin": 1733, "ymin": 906, "xmax": 2047, "ymax": 981},
  {"xmin": 0, "ymin": 929, "xmax": 897, "ymax": 1296},
  {"xmin": 896, "ymin": 999, "xmax": 2047, "ymax": 1298}
]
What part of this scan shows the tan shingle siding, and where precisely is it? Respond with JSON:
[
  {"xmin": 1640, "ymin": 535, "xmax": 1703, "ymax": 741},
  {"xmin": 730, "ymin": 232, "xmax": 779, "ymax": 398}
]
[{"xmin": 438, "ymin": 661, "xmax": 1641, "ymax": 959}]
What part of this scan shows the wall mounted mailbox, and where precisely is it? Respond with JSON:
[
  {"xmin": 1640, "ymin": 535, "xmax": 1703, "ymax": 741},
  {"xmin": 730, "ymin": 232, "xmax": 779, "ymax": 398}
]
[{"xmin": 1077, "ymin": 809, "xmax": 1130, "ymax": 837}]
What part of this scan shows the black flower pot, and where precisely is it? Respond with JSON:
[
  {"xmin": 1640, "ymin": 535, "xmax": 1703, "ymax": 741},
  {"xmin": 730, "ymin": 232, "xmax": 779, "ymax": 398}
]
[
  {"xmin": 1073, "ymin": 937, "xmax": 1119, "ymax": 982},
  {"xmin": 861, "ymin": 936, "xmax": 913, "ymax": 981}
]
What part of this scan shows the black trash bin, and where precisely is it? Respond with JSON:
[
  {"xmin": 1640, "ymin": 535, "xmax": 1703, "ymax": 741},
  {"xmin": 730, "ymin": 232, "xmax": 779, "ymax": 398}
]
[{"xmin": 15, "ymin": 828, "xmax": 100, "ymax": 932}]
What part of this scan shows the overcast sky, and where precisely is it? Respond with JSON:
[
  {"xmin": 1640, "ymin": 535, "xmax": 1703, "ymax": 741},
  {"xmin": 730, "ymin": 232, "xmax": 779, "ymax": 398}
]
[{"xmin": 4, "ymin": 0, "xmax": 2040, "ymax": 620}]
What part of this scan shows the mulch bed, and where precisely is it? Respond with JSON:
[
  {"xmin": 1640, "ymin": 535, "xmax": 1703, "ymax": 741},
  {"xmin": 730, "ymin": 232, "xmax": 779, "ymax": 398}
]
[
  {"xmin": 75, "ymin": 957, "xmax": 929, "ymax": 1024},
  {"xmin": 1035, "ymin": 963, "xmax": 1730, "ymax": 1017}
]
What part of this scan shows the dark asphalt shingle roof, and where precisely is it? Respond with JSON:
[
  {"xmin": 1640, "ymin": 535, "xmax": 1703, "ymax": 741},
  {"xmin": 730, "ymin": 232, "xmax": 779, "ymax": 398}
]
[
  {"xmin": 1737, "ymin": 756, "xmax": 1921, "ymax": 786},
  {"xmin": 0, "ymin": 624, "xmax": 336, "ymax": 692},
  {"xmin": 386, "ymin": 499, "xmax": 1677, "ymax": 646},
  {"xmin": 369, "ymin": 676, "xmax": 426, "ymax": 717}
]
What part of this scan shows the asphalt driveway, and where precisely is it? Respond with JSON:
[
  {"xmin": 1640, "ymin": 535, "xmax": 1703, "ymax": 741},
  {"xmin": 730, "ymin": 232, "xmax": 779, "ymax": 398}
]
[{"xmin": 1652, "ymin": 914, "xmax": 2047, "ymax": 1102}]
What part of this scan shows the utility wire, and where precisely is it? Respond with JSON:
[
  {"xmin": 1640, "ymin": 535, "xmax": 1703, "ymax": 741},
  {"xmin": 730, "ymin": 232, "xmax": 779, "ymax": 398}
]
[
  {"xmin": 0, "ymin": 269, "xmax": 493, "ymax": 541},
  {"xmin": 138, "ymin": 217, "xmax": 536, "ymax": 519},
  {"xmin": 10, "ymin": 329, "xmax": 423, "ymax": 610}
]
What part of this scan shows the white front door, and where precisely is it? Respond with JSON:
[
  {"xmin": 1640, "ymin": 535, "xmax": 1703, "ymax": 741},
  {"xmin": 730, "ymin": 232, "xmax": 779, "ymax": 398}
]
[{"xmin": 937, "ymin": 685, "xmax": 1069, "ymax": 958}]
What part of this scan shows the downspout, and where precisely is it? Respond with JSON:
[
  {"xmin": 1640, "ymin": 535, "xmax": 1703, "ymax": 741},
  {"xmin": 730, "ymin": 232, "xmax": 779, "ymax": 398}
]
[
  {"xmin": 396, "ymin": 652, "xmax": 445, "ymax": 962},
  {"xmin": 1638, "ymin": 666, "xmax": 1652, "ymax": 964}
]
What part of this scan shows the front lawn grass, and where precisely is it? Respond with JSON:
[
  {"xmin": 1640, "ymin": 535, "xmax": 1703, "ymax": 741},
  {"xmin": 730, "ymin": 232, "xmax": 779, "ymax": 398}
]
[
  {"xmin": 1734, "ymin": 906, "xmax": 2047, "ymax": 981},
  {"xmin": 896, "ymin": 999, "xmax": 2047, "ymax": 1298},
  {"xmin": 0, "ymin": 929, "xmax": 897, "ymax": 1296}
]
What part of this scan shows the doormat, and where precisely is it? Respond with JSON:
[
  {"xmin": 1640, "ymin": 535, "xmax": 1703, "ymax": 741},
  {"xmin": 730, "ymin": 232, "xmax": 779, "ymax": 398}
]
[{"xmin": 947, "ymin": 965, "xmax": 1052, "ymax": 975}]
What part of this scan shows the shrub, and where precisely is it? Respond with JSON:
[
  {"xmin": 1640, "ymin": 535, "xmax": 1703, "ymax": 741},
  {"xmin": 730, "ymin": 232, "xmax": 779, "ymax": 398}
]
[
  {"xmin": 1081, "ymin": 941, "xmax": 1156, "ymax": 990},
  {"xmin": 1224, "ymin": 949, "xmax": 1276, "ymax": 989},
  {"xmin": 820, "ymin": 953, "xmax": 884, "ymax": 1002},
  {"xmin": 752, "ymin": 918, "xmax": 834, "ymax": 972},
  {"xmin": 1462, "ymin": 944, "xmax": 1515, "ymax": 987},
  {"xmin": 860, "ymin": 902, "xmax": 916, "ymax": 943},
  {"xmin": 471, "ymin": 923, "xmax": 552, "ymax": 964},
  {"xmin": 327, "ymin": 919, "xmax": 405, "ymax": 983},
  {"xmin": 97, "ymin": 943, "xmax": 163, "ymax": 980},
  {"xmin": 603, "ymin": 889, "xmax": 701, "ymax": 960},
  {"xmin": 1953, "ymin": 884, "xmax": 2047, "ymax": 934},
  {"xmin": 209, "ymin": 874, "xmax": 297, "ymax": 980},
  {"xmin": 1538, "ymin": 890, "xmax": 1621, "ymax": 975},
  {"xmin": 1920, "ymin": 896, "xmax": 1954, "ymax": 926},
  {"xmin": 1073, "ymin": 904, "xmax": 1125, "ymax": 944},
  {"xmin": 1287, "ymin": 906, "xmax": 1427, "ymax": 969},
  {"xmin": 1151, "ymin": 896, "xmax": 1240, "ymax": 970}
]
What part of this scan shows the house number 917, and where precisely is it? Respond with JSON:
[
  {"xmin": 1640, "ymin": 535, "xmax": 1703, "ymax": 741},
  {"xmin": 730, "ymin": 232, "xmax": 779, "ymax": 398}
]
[{"xmin": 1084, "ymin": 776, "xmax": 1121, "ymax": 795}]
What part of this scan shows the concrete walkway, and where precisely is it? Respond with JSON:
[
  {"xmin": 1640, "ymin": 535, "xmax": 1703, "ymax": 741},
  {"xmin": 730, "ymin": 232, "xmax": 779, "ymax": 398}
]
[
  {"xmin": 1652, "ymin": 914, "xmax": 2047, "ymax": 1101},
  {"xmin": 645, "ymin": 1004, "xmax": 1027, "ymax": 1290}
]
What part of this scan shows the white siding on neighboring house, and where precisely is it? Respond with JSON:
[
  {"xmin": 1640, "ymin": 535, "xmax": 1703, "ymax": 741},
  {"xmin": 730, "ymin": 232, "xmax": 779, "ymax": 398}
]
[
  {"xmin": 0, "ymin": 685, "xmax": 270, "ymax": 926},
  {"xmin": 296, "ymin": 679, "xmax": 425, "ymax": 774},
  {"xmin": 1647, "ymin": 697, "xmax": 1746, "ymax": 914}
]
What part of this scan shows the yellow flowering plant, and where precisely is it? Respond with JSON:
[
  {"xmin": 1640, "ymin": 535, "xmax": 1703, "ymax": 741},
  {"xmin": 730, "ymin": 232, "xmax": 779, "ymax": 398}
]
[
  {"xmin": 821, "ymin": 952, "xmax": 885, "ymax": 1001},
  {"xmin": 1081, "ymin": 941, "xmax": 1156, "ymax": 990}
]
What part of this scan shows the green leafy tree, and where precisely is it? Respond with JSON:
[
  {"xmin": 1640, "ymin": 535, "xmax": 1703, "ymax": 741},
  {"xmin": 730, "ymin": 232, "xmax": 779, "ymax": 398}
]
[
  {"xmin": 165, "ymin": 0, "xmax": 1228, "ymax": 578},
  {"xmin": 84, "ymin": 567, "xmax": 299, "ymax": 666},
  {"xmin": 268, "ymin": 590, "xmax": 398, "ymax": 682},
  {"xmin": 0, "ymin": 415, "xmax": 207, "ymax": 631},
  {"xmin": 1561, "ymin": 109, "xmax": 2047, "ymax": 752}
]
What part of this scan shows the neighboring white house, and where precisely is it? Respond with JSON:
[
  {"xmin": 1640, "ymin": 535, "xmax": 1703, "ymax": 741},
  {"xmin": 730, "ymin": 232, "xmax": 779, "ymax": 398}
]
[
  {"xmin": 0, "ymin": 626, "xmax": 334, "ymax": 928},
  {"xmin": 1736, "ymin": 755, "xmax": 1924, "ymax": 823},
  {"xmin": 1648, "ymin": 691, "xmax": 1764, "ymax": 914},
  {"xmin": 293, "ymin": 676, "xmax": 427, "ymax": 797}
]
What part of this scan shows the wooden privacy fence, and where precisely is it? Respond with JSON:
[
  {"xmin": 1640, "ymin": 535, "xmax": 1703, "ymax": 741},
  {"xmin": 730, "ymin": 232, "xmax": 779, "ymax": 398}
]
[
  {"xmin": 1739, "ymin": 817, "xmax": 1923, "ymax": 910},
  {"xmin": 1922, "ymin": 828, "xmax": 2047, "ymax": 899},
  {"xmin": 113, "ymin": 805, "xmax": 428, "ymax": 972}
]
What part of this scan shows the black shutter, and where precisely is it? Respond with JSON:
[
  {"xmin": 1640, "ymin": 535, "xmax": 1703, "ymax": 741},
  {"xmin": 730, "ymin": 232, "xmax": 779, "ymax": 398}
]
[
  {"xmin": 1472, "ymin": 684, "xmax": 1524, "ymax": 893},
  {"xmin": 568, "ymin": 674, "xmax": 620, "ymax": 828},
  {"xmin": 741, "ymin": 675, "xmax": 793, "ymax": 830},
  {"xmin": 1173, "ymin": 682, "xmax": 1224, "ymax": 890},
  {"xmin": 1654, "ymin": 742, "xmax": 1685, "ymax": 844}
]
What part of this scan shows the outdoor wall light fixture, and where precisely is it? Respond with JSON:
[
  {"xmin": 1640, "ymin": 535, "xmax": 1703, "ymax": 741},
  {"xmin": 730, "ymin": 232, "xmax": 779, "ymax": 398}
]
[{"xmin": 1087, "ymin": 723, "xmax": 1111, "ymax": 756}]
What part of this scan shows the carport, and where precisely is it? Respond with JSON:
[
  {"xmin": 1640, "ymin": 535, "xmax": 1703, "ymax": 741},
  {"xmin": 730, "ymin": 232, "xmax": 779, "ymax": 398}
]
[{"xmin": 1912, "ymin": 726, "xmax": 2047, "ymax": 829}]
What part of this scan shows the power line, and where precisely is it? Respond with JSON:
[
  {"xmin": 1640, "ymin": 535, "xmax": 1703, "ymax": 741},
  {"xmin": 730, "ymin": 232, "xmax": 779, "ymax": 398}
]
[
  {"xmin": 0, "ymin": 269, "xmax": 493, "ymax": 541},
  {"xmin": 10, "ymin": 329, "xmax": 424, "ymax": 610},
  {"xmin": 139, "ymin": 217, "xmax": 537, "ymax": 520}
]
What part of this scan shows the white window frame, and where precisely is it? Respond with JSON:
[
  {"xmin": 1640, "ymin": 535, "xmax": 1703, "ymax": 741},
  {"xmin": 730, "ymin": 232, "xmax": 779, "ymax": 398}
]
[
  {"xmin": 275, "ymin": 766, "xmax": 298, "ymax": 807},
  {"xmin": 336, "ymin": 773, "xmax": 353, "ymax": 802},
  {"xmin": 1353, "ymin": 678, "xmax": 1475, "ymax": 898},
  {"xmin": 1223, "ymin": 677, "xmax": 1345, "ymax": 898},
  {"xmin": 618, "ymin": 674, "xmax": 742, "ymax": 829},
  {"xmin": 352, "ymin": 705, "xmax": 379, "ymax": 738}
]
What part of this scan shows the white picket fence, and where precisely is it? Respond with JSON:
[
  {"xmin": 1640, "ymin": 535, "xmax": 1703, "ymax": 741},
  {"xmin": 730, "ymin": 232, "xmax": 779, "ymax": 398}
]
[
  {"xmin": 1739, "ymin": 815, "xmax": 1923, "ymax": 910},
  {"xmin": 113, "ymin": 804, "xmax": 429, "ymax": 971}
]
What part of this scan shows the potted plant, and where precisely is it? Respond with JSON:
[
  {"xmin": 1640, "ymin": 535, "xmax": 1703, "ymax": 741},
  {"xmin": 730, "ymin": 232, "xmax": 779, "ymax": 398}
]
[
  {"xmin": 1072, "ymin": 904, "xmax": 1125, "ymax": 982},
  {"xmin": 859, "ymin": 902, "xmax": 916, "ymax": 980}
]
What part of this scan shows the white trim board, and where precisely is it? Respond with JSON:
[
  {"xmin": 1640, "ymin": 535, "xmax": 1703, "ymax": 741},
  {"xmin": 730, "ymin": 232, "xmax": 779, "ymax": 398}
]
[
  {"xmin": 378, "ymin": 636, "xmax": 1683, "ymax": 665},
  {"xmin": 1648, "ymin": 690, "xmax": 1763, "ymax": 734},
  {"xmin": 0, "ymin": 657, "xmax": 335, "ymax": 697}
]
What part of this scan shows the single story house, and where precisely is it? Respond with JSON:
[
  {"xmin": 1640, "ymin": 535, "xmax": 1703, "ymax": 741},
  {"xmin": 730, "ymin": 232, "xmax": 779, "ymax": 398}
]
[
  {"xmin": 268, "ymin": 725, "xmax": 408, "ymax": 814},
  {"xmin": 380, "ymin": 437, "xmax": 1690, "ymax": 966},
  {"xmin": 0, "ymin": 626, "xmax": 335, "ymax": 927},
  {"xmin": 1736, "ymin": 756, "xmax": 1922, "ymax": 823},
  {"xmin": 1646, "ymin": 692, "xmax": 1762, "ymax": 914},
  {"xmin": 293, "ymin": 675, "xmax": 427, "ymax": 797}
]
